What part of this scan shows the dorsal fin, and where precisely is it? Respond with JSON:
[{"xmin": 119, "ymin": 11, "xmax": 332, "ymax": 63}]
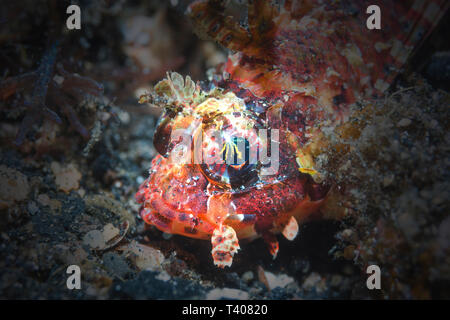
[{"xmin": 188, "ymin": 0, "xmax": 448, "ymax": 123}]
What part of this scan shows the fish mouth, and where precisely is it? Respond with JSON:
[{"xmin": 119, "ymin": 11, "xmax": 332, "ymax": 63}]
[{"xmin": 136, "ymin": 152, "xmax": 328, "ymax": 241}]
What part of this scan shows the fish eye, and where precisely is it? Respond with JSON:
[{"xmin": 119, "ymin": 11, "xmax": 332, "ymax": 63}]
[{"xmin": 200, "ymin": 136, "xmax": 259, "ymax": 191}]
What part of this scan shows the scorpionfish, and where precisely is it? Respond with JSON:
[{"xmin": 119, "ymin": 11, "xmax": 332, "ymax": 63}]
[{"xmin": 136, "ymin": 0, "xmax": 448, "ymax": 267}]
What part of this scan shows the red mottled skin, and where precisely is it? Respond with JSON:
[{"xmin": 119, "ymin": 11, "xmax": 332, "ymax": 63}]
[{"xmin": 136, "ymin": 0, "xmax": 448, "ymax": 267}]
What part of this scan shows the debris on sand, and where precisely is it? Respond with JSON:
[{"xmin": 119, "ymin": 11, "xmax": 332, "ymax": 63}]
[
  {"xmin": 0, "ymin": 165, "xmax": 30, "ymax": 209},
  {"xmin": 51, "ymin": 162, "xmax": 82, "ymax": 193}
]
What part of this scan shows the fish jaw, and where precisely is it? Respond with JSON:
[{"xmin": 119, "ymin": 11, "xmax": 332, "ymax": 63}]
[{"xmin": 135, "ymin": 152, "xmax": 328, "ymax": 267}]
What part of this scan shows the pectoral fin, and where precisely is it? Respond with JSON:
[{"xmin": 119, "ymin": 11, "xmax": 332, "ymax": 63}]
[{"xmin": 281, "ymin": 216, "xmax": 299, "ymax": 241}]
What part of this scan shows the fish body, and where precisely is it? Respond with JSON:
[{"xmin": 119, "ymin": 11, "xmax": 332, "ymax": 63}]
[{"xmin": 136, "ymin": 0, "xmax": 448, "ymax": 267}]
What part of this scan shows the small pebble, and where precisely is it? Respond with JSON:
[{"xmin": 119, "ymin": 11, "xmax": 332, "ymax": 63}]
[
  {"xmin": 206, "ymin": 288, "xmax": 249, "ymax": 300},
  {"xmin": 27, "ymin": 201, "xmax": 39, "ymax": 215},
  {"xmin": 397, "ymin": 118, "xmax": 412, "ymax": 127},
  {"xmin": 241, "ymin": 271, "xmax": 254, "ymax": 283}
]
